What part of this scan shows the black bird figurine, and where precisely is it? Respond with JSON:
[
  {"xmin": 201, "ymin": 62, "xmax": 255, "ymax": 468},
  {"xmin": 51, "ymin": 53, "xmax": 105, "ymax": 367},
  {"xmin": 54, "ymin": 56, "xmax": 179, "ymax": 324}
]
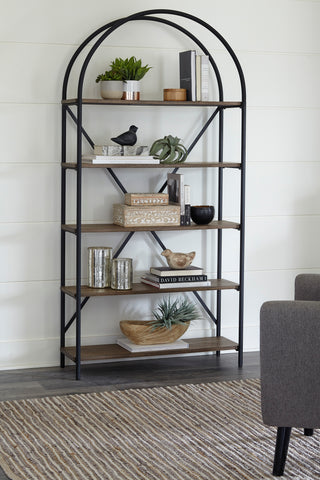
[{"xmin": 111, "ymin": 125, "xmax": 138, "ymax": 146}]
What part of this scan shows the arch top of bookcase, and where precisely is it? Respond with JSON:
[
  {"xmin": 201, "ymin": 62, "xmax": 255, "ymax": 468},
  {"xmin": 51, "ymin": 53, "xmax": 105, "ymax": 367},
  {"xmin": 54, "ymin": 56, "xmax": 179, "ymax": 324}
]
[{"xmin": 62, "ymin": 9, "xmax": 246, "ymax": 103}]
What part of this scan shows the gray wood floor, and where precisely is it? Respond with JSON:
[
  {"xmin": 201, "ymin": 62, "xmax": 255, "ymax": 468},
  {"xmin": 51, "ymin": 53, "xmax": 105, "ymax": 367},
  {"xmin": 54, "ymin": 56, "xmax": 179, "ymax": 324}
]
[{"xmin": 0, "ymin": 352, "xmax": 260, "ymax": 480}]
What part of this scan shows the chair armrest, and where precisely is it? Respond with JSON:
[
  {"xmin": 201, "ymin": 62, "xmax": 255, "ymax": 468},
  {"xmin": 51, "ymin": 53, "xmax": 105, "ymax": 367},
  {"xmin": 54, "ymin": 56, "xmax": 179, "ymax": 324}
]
[
  {"xmin": 295, "ymin": 274, "xmax": 320, "ymax": 301},
  {"xmin": 260, "ymin": 300, "xmax": 320, "ymax": 428}
]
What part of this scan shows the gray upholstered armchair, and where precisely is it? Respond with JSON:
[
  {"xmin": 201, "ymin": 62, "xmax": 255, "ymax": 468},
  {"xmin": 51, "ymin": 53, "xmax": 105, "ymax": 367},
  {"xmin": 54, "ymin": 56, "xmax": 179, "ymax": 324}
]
[{"xmin": 260, "ymin": 274, "xmax": 320, "ymax": 476}]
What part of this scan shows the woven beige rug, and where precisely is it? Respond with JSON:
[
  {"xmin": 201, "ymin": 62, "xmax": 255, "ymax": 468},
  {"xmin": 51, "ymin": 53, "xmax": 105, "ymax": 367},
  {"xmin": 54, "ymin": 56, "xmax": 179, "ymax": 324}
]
[{"xmin": 0, "ymin": 378, "xmax": 319, "ymax": 480}]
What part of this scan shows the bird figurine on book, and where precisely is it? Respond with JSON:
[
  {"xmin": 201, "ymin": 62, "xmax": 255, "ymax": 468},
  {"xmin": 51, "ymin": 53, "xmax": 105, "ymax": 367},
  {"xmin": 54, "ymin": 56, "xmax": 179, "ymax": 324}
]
[
  {"xmin": 161, "ymin": 249, "xmax": 196, "ymax": 269},
  {"xmin": 111, "ymin": 125, "xmax": 138, "ymax": 146}
]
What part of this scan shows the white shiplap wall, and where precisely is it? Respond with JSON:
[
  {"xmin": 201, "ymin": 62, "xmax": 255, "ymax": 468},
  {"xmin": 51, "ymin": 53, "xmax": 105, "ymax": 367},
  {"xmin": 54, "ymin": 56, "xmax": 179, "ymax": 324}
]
[{"xmin": 1, "ymin": 0, "xmax": 320, "ymax": 369}]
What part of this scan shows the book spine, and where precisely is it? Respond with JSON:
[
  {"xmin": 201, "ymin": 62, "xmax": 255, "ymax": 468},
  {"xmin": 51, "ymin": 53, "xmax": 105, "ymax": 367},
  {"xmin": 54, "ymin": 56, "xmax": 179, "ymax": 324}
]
[
  {"xmin": 145, "ymin": 275, "xmax": 208, "ymax": 283},
  {"xmin": 180, "ymin": 174, "xmax": 185, "ymax": 226},
  {"xmin": 184, "ymin": 185, "xmax": 191, "ymax": 226},
  {"xmin": 200, "ymin": 55, "xmax": 209, "ymax": 101},
  {"xmin": 196, "ymin": 55, "xmax": 201, "ymax": 102},
  {"xmin": 150, "ymin": 268, "xmax": 203, "ymax": 277}
]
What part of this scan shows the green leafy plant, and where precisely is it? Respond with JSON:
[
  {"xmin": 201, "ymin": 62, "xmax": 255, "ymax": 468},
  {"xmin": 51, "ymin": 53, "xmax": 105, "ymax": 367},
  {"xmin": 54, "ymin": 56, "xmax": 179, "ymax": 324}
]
[
  {"xmin": 150, "ymin": 135, "xmax": 188, "ymax": 164},
  {"xmin": 95, "ymin": 69, "xmax": 122, "ymax": 83},
  {"xmin": 110, "ymin": 56, "xmax": 152, "ymax": 81},
  {"xmin": 151, "ymin": 297, "xmax": 199, "ymax": 330}
]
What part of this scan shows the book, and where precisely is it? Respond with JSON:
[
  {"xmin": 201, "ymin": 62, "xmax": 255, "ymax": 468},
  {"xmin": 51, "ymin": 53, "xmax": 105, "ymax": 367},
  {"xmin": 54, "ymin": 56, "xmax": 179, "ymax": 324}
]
[
  {"xmin": 184, "ymin": 185, "xmax": 191, "ymax": 226},
  {"xmin": 141, "ymin": 276, "xmax": 211, "ymax": 289},
  {"xmin": 82, "ymin": 155, "xmax": 159, "ymax": 164},
  {"xmin": 196, "ymin": 55, "xmax": 202, "ymax": 101},
  {"xmin": 143, "ymin": 273, "xmax": 208, "ymax": 283},
  {"xmin": 167, "ymin": 172, "xmax": 185, "ymax": 225},
  {"xmin": 117, "ymin": 337, "xmax": 189, "ymax": 352},
  {"xmin": 179, "ymin": 50, "xmax": 196, "ymax": 101},
  {"xmin": 200, "ymin": 54, "xmax": 209, "ymax": 101},
  {"xmin": 150, "ymin": 265, "xmax": 204, "ymax": 277}
]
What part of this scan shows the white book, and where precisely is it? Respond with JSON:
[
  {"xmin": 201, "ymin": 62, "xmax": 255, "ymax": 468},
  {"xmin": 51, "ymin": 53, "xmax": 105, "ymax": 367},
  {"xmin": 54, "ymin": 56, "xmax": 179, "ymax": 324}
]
[
  {"xmin": 200, "ymin": 55, "xmax": 209, "ymax": 101},
  {"xmin": 117, "ymin": 337, "xmax": 189, "ymax": 352},
  {"xmin": 196, "ymin": 55, "xmax": 202, "ymax": 102},
  {"xmin": 82, "ymin": 155, "xmax": 159, "ymax": 164}
]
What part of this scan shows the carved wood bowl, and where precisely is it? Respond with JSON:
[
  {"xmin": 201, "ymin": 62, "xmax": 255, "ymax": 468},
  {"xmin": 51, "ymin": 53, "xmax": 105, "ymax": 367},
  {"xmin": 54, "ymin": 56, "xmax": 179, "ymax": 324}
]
[{"xmin": 120, "ymin": 320, "xmax": 189, "ymax": 345}]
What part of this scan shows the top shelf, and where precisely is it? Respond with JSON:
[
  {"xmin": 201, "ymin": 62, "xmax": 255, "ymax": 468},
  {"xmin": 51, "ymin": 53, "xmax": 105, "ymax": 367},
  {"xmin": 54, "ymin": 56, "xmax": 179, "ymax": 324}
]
[{"xmin": 62, "ymin": 98, "xmax": 242, "ymax": 108}]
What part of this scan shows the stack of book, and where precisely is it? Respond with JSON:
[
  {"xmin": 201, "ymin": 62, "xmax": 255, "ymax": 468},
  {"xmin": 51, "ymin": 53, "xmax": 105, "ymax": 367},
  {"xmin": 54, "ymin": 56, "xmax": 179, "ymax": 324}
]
[
  {"xmin": 179, "ymin": 50, "xmax": 209, "ymax": 101},
  {"xmin": 141, "ymin": 266, "xmax": 210, "ymax": 289}
]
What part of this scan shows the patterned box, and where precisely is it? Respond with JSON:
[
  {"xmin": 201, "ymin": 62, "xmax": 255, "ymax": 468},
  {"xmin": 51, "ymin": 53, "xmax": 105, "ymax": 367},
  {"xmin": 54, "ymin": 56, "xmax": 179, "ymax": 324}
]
[
  {"xmin": 124, "ymin": 193, "xmax": 169, "ymax": 206},
  {"xmin": 113, "ymin": 204, "xmax": 180, "ymax": 227}
]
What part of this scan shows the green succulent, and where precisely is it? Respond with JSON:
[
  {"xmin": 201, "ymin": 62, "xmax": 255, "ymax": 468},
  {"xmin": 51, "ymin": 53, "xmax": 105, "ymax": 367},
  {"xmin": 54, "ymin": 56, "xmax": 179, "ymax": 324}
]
[
  {"xmin": 150, "ymin": 135, "xmax": 188, "ymax": 164},
  {"xmin": 110, "ymin": 56, "xmax": 152, "ymax": 81},
  {"xmin": 151, "ymin": 297, "xmax": 199, "ymax": 330},
  {"xmin": 95, "ymin": 69, "xmax": 123, "ymax": 83}
]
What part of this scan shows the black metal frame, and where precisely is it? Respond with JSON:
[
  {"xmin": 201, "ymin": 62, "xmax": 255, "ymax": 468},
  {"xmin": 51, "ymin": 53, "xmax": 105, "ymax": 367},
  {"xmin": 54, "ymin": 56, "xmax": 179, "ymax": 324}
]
[{"xmin": 61, "ymin": 9, "xmax": 246, "ymax": 380}]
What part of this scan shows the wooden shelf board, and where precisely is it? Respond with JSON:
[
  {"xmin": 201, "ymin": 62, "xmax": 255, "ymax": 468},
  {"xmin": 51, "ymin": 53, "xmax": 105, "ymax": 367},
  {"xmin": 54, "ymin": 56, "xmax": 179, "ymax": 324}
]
[
  {"xmin": 61, "ymin": 336, "xmax": 239, "ymax": 362},
  {"xmin": 62, "ymin": 98, "xmax": 242, "ymax": 108},
  {"xmin": 61, "ymin": 279, "xmax": 239, "ymax": 298},
  {"xmin": 62, "ymin": 220, "xmax": 240, "ymax": 234},
  {"xmin": 62, "ymin": 161, "xmax": 241, "ymax": 169}
]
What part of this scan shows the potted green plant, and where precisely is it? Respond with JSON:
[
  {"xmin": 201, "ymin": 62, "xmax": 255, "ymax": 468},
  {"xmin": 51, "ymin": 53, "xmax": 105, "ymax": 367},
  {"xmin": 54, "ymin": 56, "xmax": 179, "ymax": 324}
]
[
  {"xmin": 110, "ymin": 56, "xmax": 152, "ymax": 100},
  {"xmin": 120, "ymin": 297, "xmax": 199, "ymax": 345},
  {"xmin": 95, "ymin": 69, "xmax": 123, "ymax": 99}
]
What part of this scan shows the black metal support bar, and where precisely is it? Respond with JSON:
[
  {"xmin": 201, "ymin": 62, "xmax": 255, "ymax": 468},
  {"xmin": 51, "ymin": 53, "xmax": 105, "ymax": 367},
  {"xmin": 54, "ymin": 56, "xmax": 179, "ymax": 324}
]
[
  {"xmin": 104, "ymin": 168, "xmax": 127, "ymax": 194},
  {"xmin": 149, "ymin": 231, "xmax": 167, "ymax": 251},
  {"xmin": 192, "ymin": 291, "xmax": 217, "ymax": 325},
  {"xmin": 113, "ymin": 232, "xmax": 135, "ymax": 258},
  {"xmin": 158, "ymin": 107, "xmax": 221, "ymax": 193},
  {"xmin": 66, "ymin": 106, "xmax": 95, "ymax": 149},
  {"xmin": 60, "ymin": 103, "xmax": 67, "ymax": 368},
  {"xmin": 64, "ymin": 297, "xmax": 90, "ymax": 334}
]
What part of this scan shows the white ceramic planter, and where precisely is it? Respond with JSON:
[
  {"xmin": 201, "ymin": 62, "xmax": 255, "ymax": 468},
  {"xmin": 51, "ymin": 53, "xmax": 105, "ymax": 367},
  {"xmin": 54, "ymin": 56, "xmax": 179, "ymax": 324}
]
[
  {"xmin": 122, "ymin": 80, "xmax": 141, "ymax": 100},
  {"xmin": 100, "ymin": 81, "xmax": 123, "ymax": 99}
]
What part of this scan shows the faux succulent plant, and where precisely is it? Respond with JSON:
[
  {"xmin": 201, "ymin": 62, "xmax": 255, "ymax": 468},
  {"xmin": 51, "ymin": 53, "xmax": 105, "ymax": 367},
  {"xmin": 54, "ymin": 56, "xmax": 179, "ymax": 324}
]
[
  {"xmin": 150, "ymin": 135, "xmax": 188, "ymax": 163},
  {"xmin": 151, "ymin": 297, "xmax": 198, "ymax": 330},
  {"xmin": 110, "ymin": 56, "xmax": 152, "ymax": 81},
  {"xmin": 95, "ymin": 69, "xmax": 123, "ymax": 82}
]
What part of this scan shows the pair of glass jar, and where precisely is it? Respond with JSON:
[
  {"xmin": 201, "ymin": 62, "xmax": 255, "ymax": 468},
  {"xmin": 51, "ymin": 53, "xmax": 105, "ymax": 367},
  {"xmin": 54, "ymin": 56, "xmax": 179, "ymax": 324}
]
[{"xmin": 88, "ymin": 247, "xmax": 132, "ymax": 290}]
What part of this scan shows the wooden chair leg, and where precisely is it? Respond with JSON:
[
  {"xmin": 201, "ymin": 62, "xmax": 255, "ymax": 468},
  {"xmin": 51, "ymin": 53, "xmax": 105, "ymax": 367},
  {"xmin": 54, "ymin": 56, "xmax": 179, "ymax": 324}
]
[
  {"xmin": 304, "ymin": 428, "xmax": 313, "ymax": 436},
  {"xmin": 273, "ymin": 427, "xmax": 292, "ymax": 476}
]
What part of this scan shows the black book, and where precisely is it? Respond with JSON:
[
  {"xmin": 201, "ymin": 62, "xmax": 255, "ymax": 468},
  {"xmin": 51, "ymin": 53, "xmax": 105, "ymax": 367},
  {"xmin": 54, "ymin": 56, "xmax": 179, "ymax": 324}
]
[
  {"xmin": 179, "ymin": 50, "xmax": 196, "ymax": 101},
  {"xmin": 150, "ymin": 266, "xmax": 203, "ymax": 277},
  {"xmin": 143, "ymin": 273, "xmax": 208, "ymax": 283}
]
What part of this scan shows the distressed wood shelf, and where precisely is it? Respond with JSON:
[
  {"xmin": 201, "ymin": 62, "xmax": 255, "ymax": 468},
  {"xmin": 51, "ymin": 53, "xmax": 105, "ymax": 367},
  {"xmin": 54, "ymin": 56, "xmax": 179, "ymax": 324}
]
[
  {"xmin": 62, "ymin": 98, "xmax": 242, "ymax": 108},
  {"xmin": 62, "ymin": 220, "xmax": 240, "ymax": 234},
  {"xmin": 61, "ymin": 336, "xmax": 239, "ymax": 362},
  {"xmin": 62, "ymin": 161, "xmax": 241, "ymax": 169},
  {"xmin": 61, "ymin": 279, "xmax": 239, "ymax": 299}
]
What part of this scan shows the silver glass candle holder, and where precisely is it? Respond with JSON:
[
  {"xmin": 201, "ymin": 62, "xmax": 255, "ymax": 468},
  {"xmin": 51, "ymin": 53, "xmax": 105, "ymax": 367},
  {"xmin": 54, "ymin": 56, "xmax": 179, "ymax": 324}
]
[
  {"xmin": 111, "ymin": 258, "xmax": 133, "ymax": 290},
  {"xmin": 88, "ymin": 247, "xmax": 112, "ymax": 288}
]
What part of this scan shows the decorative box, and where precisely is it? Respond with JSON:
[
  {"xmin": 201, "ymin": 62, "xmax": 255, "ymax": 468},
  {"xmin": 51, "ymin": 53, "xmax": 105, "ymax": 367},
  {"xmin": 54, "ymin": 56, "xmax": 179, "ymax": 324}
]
[
  {"xmin": 113, "ymin": 204, "xmax": 180, "ymax": 227},
  {"xmin": 124, "ymin": 193, "xmax": 169, "ymax": 206}
]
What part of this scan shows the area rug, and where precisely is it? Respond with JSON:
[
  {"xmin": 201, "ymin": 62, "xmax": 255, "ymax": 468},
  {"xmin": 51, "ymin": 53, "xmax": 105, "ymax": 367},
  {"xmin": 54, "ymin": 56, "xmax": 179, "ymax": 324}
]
[{"xmin": 0, "ymin": 378, "xmax": 319, "ymax": 480}]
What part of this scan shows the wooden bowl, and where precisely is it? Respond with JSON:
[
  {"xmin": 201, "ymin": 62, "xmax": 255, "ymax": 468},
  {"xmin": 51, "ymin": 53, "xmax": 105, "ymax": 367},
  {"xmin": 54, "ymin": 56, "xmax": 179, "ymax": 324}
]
[
  {"xmin": 163, "ymin": 89, "xmax": 187, "ymax": 101},
  {"xmin": 120, "ymin": 320, "xmax": 189, "ymax": 345}
]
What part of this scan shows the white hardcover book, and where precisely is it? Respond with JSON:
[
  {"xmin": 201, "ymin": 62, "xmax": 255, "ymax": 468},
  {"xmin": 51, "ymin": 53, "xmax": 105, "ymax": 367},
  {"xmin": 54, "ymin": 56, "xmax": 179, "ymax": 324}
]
[
  {"xmin": 82, "ymin": 155, "xmax": 159, "ymax": 164},
  {"xmin": 196, "ymin": 55, "xmax": 202, "ymax": 102},
  {"xmin": 117, "ymin": 337, "xmax": 189, "ymax": 352},
  {"xmin": 200, "ymin": 55, "xmax": 209, "ymax": 101}
]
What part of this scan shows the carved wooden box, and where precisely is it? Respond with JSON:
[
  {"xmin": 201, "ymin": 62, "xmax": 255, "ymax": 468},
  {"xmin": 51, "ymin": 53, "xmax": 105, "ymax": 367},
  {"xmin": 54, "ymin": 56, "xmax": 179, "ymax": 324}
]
[{"xmin": 113, "ymin": 204, "xmax": 180, "ymax": 227}]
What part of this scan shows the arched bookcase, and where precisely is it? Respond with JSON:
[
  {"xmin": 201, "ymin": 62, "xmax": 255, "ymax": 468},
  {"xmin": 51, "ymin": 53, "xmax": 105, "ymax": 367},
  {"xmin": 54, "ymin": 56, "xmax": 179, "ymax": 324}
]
[{"xmin": 60, "ymin": 9, "xmax": 246, "ymax": 380}]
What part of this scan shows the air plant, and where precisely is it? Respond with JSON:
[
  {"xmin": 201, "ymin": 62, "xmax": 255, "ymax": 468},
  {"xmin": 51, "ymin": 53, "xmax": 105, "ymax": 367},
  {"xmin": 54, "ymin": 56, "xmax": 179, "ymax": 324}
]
[
  {"xmin": 151, "ymin": 297, "xmax": 199, "ymax": 330},
  {"xmin": 150, "ymin": 135, "xmax": 188, "ymax": 164}
]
